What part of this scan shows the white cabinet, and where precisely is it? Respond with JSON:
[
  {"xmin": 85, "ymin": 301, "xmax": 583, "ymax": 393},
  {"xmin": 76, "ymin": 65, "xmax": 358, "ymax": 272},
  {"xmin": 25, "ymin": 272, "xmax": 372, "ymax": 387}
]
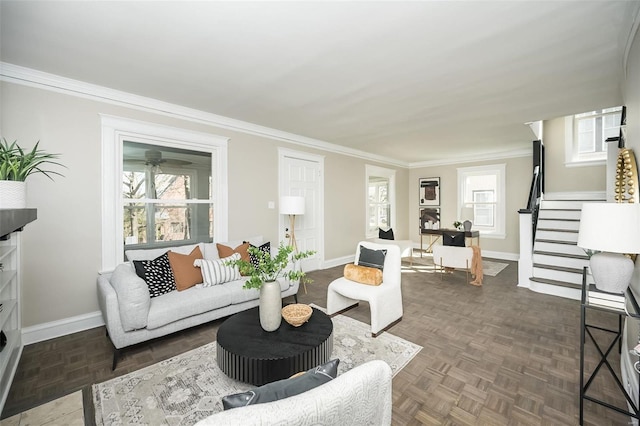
[{"xmin": 0, "ymin": 232, "xmax": 22, "ymax": 413}]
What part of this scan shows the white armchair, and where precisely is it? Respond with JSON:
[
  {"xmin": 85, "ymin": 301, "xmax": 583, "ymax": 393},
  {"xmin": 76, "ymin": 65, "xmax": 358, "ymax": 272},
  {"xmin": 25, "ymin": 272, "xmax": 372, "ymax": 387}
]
[{"xmin": 327, "ymin": 241, "xmax": 403, "ymax": 336}]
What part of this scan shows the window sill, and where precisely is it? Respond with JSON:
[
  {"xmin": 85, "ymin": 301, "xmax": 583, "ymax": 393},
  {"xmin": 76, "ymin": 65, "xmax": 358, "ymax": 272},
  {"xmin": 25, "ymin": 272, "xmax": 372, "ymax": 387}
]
[{"xmin": 565, "ymin": 158, "xmax": 606, "ymax": 168}]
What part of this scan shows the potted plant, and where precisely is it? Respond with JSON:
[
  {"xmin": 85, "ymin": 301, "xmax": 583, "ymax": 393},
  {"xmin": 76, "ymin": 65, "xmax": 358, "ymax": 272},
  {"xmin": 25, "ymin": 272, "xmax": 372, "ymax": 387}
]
[
  {"xmin": 227, "ymin": 243, "xmax": 315, "ymax": 331},
  {"xmin": 453, "ymin": 221, "xmax": 462, "ymax": 230},
  {"xmin": 0, "ymin": 139, "xmax": 64, "ymax": 208}
]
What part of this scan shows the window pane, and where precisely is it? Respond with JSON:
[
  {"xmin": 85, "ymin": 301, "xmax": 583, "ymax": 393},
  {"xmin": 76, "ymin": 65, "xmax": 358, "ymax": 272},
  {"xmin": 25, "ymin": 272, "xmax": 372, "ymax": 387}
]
[
  {"xmin": 474, "ymin": 205, "xmax": 494, "ymax": 226},
  {"xmin": 123, "ymin": 171, "xmax": 146, "ymax": 199},
  {"xmin": 123, "ymin": 140, "xmax": 214, "ymax": 250},
  {"xmin": 123, "ymin": 203, "xmax": 147, "ymax": 245}
]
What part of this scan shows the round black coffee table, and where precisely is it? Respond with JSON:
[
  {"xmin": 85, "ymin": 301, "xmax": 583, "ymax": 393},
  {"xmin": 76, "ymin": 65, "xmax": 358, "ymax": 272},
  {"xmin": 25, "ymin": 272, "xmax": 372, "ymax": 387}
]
[{"xmin": 216, "ymin": 306, "xmax": 333, "ymax": 386}]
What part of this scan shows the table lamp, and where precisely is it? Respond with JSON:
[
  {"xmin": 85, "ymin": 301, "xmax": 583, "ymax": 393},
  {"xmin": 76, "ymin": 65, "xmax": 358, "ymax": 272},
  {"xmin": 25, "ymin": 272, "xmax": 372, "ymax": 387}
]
[
  {"xmin": 280, "ymin": 196, "xmax": 305, "ymax": 252},
  {"xmin": 577, "ymin": 202, "xmax": 640, "ymax": 294}
]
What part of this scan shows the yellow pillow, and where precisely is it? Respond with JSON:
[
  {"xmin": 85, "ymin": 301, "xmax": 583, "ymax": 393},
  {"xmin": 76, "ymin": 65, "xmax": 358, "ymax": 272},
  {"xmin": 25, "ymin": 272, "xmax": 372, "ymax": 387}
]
[
  {"xmin": 168, "ymin": 246, "xmax": 204, "ymax": 291},
  {"xmin": 343, "ymin": 263, "xmax": 383, "ymax": 286}
]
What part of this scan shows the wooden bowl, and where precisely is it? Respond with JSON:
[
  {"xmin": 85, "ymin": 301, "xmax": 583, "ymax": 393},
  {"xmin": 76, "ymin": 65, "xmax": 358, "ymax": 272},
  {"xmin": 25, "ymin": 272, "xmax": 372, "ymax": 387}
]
[{"xmin": 282, "ymin": 304, "xmax": 312, "ymax": 327}]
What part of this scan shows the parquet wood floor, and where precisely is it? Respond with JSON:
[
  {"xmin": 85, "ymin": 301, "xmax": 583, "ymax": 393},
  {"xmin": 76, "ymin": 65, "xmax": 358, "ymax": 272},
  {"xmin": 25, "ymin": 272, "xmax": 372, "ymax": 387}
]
[{"xmin": 1, "ymin": 257, "xmax": 632, "ymax": 425}]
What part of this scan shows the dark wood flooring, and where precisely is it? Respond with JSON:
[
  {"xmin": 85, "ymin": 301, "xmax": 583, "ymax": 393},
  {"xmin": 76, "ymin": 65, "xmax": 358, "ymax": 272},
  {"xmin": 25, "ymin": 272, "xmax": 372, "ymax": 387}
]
[{"xmin": 1, "ymin": 257, "xmax": 632, "ymax": 425}]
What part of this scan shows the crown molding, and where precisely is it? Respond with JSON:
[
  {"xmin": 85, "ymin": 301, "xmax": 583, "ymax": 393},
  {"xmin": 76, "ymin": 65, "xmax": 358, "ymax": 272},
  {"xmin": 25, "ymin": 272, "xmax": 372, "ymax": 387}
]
[
  {"xmin": 0, "ymin": 62, "xmax": 409, "ymax": 168},
  {"xmin": 408, "ymin": 148, "xmax": 531, "ymax": 168}
]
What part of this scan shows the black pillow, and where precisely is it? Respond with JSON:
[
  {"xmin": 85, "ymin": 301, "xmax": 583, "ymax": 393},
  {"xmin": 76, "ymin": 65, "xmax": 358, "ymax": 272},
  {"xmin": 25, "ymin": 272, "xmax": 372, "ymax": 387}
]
[
  {"xmin": 378, "ymin": 228, "xmax": 394, "ymax": 240},
  {"xmin": 443, "ymin": 232, "xmax": 465, "ymax": 247},
  {"xmin": 222, "ymin": 358, "xmax": 340, "ymax": 410},
  {"xmin": 358, "ymin": 246, "xmax": 387, "ymax": 270},
  {"xmin": 245, "ymin": 241, "xmax": 271, "ymax": 269},
  {"xmin": 132, "ymin": 252, "xmax": 177, "ymax": 298}
]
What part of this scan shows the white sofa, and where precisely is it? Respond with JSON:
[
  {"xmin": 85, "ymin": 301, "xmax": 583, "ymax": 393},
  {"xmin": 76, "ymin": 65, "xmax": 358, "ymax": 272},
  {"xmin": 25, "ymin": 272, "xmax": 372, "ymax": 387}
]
[
  {"xmin": 97, "ymin": 237, "xmax": 298, "ymax": 368},
  {"xmin": 196, "ymin": 360, "xmax": 393, "ymax": 425}
]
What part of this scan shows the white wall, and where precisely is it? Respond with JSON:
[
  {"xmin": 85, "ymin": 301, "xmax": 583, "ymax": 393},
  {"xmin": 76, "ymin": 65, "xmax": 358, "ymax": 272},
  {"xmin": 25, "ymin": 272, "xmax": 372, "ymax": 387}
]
[
  {"xmin": 409, "ymin": 155, "xmax": 531, "ymax": 258},
  {"xmin": 0, "ymin": 81, "xmax": 409, "ymax": 330}
]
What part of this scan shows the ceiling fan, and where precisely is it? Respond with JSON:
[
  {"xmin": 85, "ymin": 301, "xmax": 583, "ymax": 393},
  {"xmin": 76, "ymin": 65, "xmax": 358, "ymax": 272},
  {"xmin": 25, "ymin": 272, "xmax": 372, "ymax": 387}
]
[{"xmin": 124, "ymin": 149, "xmax": 192, "ymax": 168}]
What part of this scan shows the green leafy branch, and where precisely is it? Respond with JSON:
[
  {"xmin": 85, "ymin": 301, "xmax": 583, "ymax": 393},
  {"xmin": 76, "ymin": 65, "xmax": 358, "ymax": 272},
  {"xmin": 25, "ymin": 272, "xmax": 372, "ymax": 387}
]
[{"xmin": 226, "ymin": 243, "xmax": 316, "ymax": 290}]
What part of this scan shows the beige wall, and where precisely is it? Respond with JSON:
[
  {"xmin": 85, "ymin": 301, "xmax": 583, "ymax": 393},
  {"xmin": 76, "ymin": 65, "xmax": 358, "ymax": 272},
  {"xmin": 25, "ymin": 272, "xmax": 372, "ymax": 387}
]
[
  {"xmin": 542, "ymin": 117, "xmax": 606, "ymax": 193},
  {"xmin": 1, "ymin": 82, "xmax": 408, "ymax": 328},
  {"xmin": 409, "ymin": 155, "xmax": 531, "ymax": 256}
]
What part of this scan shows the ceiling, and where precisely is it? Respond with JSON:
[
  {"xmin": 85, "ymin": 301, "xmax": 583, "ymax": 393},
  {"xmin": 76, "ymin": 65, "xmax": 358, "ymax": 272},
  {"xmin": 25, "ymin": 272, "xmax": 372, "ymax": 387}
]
[{"xmin": 1, "ymin": 1, "xmax": 639, "ymax": 166}]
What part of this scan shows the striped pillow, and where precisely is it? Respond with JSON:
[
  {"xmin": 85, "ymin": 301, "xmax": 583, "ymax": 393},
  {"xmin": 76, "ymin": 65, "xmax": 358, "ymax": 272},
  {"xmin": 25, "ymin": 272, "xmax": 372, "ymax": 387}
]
[{"xmin": 194, "ymin": 253, "xmax": 241, "ymax": 286}]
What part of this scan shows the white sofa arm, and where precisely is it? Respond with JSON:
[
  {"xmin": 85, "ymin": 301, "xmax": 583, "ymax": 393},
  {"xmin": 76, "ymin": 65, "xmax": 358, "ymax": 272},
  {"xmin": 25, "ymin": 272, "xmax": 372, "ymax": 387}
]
[{"xmin": 98, "ymin": 264, "xmax": 150, "ymax": 333}]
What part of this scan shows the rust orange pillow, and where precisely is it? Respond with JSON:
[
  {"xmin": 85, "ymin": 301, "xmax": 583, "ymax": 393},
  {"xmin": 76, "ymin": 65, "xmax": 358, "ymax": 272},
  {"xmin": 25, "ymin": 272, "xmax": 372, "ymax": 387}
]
[
  {"xmin": 216, "ymin": 242, "xmax": 251, "ymax": 274},
  {"xmin": 168, "ymin": 246, "xmax": 204, "ymax": 291},
  {"xmin": 343, "ymin": 263, "xmax": 383, "ymax": 286}
]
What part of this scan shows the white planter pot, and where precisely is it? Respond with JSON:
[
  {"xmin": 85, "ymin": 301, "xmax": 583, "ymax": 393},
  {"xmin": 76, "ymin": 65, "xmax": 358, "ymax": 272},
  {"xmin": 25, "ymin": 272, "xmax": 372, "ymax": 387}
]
[
  {"xmin": 0, "ymin": 181, "xmax": 27, "ymax": 209},
  {"xmin": 259, "ymin": 280, "xmax": 282, "ymax": 332}
]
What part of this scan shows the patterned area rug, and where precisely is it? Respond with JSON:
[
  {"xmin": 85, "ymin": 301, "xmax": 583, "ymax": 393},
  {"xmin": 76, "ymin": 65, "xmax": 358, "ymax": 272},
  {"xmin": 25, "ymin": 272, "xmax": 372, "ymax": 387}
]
[
  {"xmin": 406, "ymin": 255, "xmax": 508, "ymax": 277},
  {"xmin": 93, "ymin": 311, "xmax": 421, "ymax": 425}
]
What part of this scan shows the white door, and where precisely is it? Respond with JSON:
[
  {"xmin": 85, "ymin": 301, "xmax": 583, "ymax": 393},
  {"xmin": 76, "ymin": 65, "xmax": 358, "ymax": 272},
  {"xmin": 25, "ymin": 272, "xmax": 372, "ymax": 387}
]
[{"xmin": 279, "ymin": 149, "xmax": 323, "ymax": 272}]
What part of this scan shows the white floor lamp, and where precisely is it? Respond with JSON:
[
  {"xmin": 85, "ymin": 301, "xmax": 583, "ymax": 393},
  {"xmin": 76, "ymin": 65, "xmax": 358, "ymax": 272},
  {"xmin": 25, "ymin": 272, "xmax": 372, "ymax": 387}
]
[
  {"xmin": 280, "ymin": 195, "xmax": 306, "ymax": 292},
  {"xmin": 280, "ymin": 196, "xmax": 305, "ymax": 251}
]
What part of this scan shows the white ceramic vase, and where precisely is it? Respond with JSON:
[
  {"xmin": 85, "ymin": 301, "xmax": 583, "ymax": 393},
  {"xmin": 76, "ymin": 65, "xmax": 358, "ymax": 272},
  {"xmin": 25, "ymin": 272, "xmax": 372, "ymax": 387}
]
[
  {"xmin": 0, "ymin": 181, "xmax": 27, "ymax": 209},
  {"xmin": 259, "ymin": 280, "xmax": 282, "ymax": 331}
]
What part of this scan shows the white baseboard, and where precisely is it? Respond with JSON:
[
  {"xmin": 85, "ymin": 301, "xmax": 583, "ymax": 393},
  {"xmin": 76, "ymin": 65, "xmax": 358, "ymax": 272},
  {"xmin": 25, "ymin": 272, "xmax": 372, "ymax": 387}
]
[
  {"xmin": 22, "ymin": 311, "xmax": 105, "ymax": 345},
  {"xmin": 322, "ymin": 255, "xmax": 352, "ymax": 269},
  {"xmin": 481, "ymin": 250, "xmax": 518, "ymax": 262}
]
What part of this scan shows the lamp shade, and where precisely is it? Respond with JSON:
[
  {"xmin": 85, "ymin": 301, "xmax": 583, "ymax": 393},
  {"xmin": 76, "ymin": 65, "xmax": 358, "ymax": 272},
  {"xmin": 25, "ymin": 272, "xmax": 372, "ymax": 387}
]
[
  {"xmin": 280, "ymin": 196, "xmax": 305, "ymax": 215},
  {"xmin": 577, "ymin": 203, "xmax": 640, "ymax": 253}
]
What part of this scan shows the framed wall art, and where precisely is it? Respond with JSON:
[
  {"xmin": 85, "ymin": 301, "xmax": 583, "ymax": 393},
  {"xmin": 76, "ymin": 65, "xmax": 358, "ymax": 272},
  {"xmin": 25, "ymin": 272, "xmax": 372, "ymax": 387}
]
[
  {"xmin": 420, "ymin": 207, "xmax": 440, "ymax": 230},
  {"xmin": 419, "ymin": 177, "xmax": 440, "ymax": 206}
]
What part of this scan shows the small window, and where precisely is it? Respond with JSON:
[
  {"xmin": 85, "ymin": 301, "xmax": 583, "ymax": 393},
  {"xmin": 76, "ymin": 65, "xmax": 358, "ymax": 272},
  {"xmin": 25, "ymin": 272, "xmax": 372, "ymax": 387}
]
[
  {"xmin": 365, "ymin": 165, "xmax": 396, "ymax": 238},
  {"xmin": 123, "ymin": 141, "xmax": 213, "ymax": 251},
  {"xmin": 566, "ymin": 106, "xmax": 622, "ymax": 165},
  {"xmin": 457, "ymin": 164, "xmax": 505, "ymax": 238}
]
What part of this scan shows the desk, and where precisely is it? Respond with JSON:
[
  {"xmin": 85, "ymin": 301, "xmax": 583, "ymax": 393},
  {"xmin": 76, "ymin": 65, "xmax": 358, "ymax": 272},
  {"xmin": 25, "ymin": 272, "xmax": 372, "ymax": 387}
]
[{"xmin": 419, "ymin": 229, "xmax": 480, "ymax": 255}]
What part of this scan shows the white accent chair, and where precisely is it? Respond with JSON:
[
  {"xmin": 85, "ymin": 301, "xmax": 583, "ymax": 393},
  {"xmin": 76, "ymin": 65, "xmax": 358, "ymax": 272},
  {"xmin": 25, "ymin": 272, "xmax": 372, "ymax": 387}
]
[
  {"xmin": 327, "ymin": 241, "xmax": 403, "ymax": 336},
  {"xmin": 432, "ymin": 245, "xmax": 474, "ymax": 283}
]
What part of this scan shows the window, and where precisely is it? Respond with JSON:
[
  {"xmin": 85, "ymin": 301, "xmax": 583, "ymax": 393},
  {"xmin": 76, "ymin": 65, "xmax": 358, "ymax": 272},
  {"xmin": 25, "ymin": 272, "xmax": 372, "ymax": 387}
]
[
  {"xmin": 122, "ymin": 141, "xmax": 212, "ymax": 250},
  {"xmin": 101, "ymin": 116, "xmax": 228, "ymax": 271},
  {"xmin": 457, "ymin": 164, "xmax": 505, "ymax": 238},
  {"xmin": 366, "ymin": 165, "xmax": 396, "ymax": 237},
  {"xmin": 566, "ymin": 106, "xmax": 622, "ymax": 166}
]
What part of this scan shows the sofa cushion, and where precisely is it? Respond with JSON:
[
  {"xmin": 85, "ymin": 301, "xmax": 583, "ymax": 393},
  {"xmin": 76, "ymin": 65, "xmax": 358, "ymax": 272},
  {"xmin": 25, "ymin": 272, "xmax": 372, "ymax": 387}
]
[
  {"xmin": 357, "ymin": 245, "xmax": 387, "ymax": 270},
  {"xmin": 378, "ymin": 227, "xmax": 395, "ymax": 240},
  {"xmin": 168, "ymin": 246, "xmax": 204, "ymax": 291},
  {"xmin": 443, "ymin": 231, "xmax": 465, "ymax": 247},
  {"xmin": 146, "ymin": 284, "xmax": 234, "ymax": 329},
  {"xmin": 110, "ymin": 263, "xmax": 150, "ymax": 331},
  {"xmin": 194, "ymin": 254, "xmax": 241, "ymax": 286},
  {"xmin": 133, "ymin": 252, "xmax": 177, "ymax": 298},
  {"xmin": 125, "ymin": 243, "xmax": 202, "ymax": 262},
  {"xmin": 217, "ymin": 242, "xmax": 250, "ymax": 263},
  {"xmin": 246, "ymin": 241, "xmax": 271, "ymax": 269},
  {"xmin": 222, "ymin": 359, "xmax": 340, "ymax": 410}
]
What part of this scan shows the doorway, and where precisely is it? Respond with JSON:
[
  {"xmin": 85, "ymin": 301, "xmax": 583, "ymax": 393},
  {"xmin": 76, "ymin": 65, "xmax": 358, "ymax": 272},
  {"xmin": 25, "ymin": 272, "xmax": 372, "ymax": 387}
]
[{"xmin": 278, "ymin": 148, "xmax": 324, "ymax": 271}]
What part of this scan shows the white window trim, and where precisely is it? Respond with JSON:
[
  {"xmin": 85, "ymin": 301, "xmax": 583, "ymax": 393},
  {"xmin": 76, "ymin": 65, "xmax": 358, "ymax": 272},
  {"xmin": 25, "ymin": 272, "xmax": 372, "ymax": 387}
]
[
  {"xmin": 365, "ymin": 165, "xmax": 396, "ymax": 239},
  {"xmin": 564, "ymin": 114, "xmax": 612, "ymax": 168},
  {"xmin": 457, "ymin": 164, "xmax": 506, "ymax": 239},
  {"xmin": 100, "ymin": 115, "xmax": 229, "ymax": 272}
]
